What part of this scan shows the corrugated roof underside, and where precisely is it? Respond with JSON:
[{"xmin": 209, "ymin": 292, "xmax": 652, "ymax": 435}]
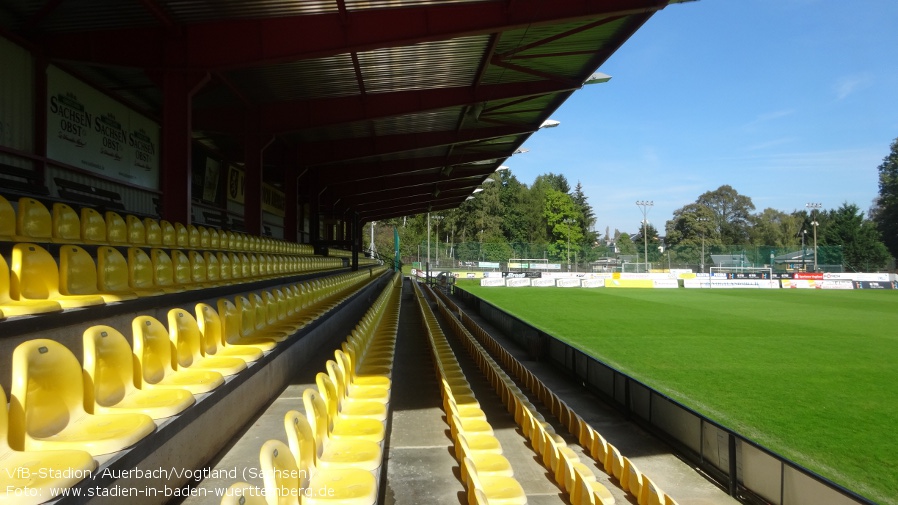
[
  {"xmin": 164, "ymin": 0, "xmax": 338, "ymax": 22},
  {"xmin": 228, "ymin": 54, "xmax": 359, "ymax": 103},
  {"xmin": 4, "ymin": 0, "xmax": 155, "ymax": 32},
  {"xmin": 358, "ymin": 36, "xmax": 488, "ymax": 93}
]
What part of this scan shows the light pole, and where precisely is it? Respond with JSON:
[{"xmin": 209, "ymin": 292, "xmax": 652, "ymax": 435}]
[
  {"xmin": 697, "ymin": 216, "xmax": 709, "ymax": 273},
  {"xmin": 806, "ymin": 202, "xmax": 822, "ymax": 271},
  {"xmin": 636, "ymin": 201, "xmax": 653, "ymax": 273}
]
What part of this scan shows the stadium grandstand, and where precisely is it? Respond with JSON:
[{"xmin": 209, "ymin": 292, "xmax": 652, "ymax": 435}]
[{"xmin": 0, "ymin": 1, "xmax": 762, "ymax": 504}]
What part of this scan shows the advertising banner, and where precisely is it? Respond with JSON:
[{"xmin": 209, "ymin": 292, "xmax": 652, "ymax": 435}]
[
  {"xmin": 532, "ymin": 278, "xmax": 555, "ymax": 287},
  {"xmin": 685, "ymin": 279, "xmax": 779, "ymax": 289},
  {"xmin": 652, "ymin": 279, "xmax": 679, "ymax": 289},
  {"xmin": 793, "ymin": 272, "xmax": 824, "ymax": 280},
  {"xmin": 853, "ymin": 281, "xmax": 894, "ymax": 290},
  {"xmin": 782, "ymin": 279, "xmax": 815, "ymax": 289},
  {"xmin": 506, "ymin": 278, "xmax": 531, "ymax": 287},
  {"xmin": 817, "ymin": 280, "xmax": 855, "ymax": 290},
  {"xmin": 226, "ymin": 166, "xmax": 286, "ymax": 216},
  {"xmin": 503, "ymin": 272, "xmax": 541, "ymax": 279},
  {"xmin": 531, "ymin": 263, "xmax": 562, "ymax": 270},
  {"xmin": 556, "ymin": 278, "xmax": 581, "ymax": 287},
  {"xmin": 581, "ymin": 279, "xmax": 605, "ymax": 288},
  {"xmin": 46, "ymin": 66, "xmax": 160, "ymax": 189},
  {"xmin": 478, "ymin": 262, "xmax": 500, "ymax": 269},
  {"xmin": 605, "ymin": 278, "xmax": 655, "ymax": 288},
  {"xmin": 480, "ymin": 278, "xmax": 505, "ymax": 287}
]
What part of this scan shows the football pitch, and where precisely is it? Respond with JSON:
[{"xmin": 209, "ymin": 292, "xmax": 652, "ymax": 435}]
[{"xmin": 457, "ymin": 281, "xmax": 898, "ymax": 504}]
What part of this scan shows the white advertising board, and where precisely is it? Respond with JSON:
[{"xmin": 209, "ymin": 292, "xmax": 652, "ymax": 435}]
[
  {"xmin": 684, "ymin": 279, "xmax": 780, "ymax": 289},
  {"xmin": 532, "ymin": 278, "xmax": 555, "ymax": 287},
  {"xmin": 480, "ymin": 278, "xmax": 505, "ymax": 287},
  {"xmin": 506, "ymin": 278, "xmax": 531, "ymax": 287},
  {"xmin": 581, "ymin": 279, "xmax": 605, "ymax": 288},
  {"xmin": 556, "ymin": 278, "xmax": 581, "ymax": 287},
  {"xmin": 652, "ymin": 279, "xmax": 679, "ymax": 289},
  {"xmin": 46, "ymin": 66, "xmax": 160, "ymax": 189}
]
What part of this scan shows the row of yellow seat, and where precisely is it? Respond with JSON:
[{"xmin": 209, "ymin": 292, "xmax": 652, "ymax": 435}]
[
  {"xmin": 430, "ymin": 287, "xmax": 680, "ymax": 505},
  {"xmin": 0, "ymin": 194, "xmax": 313, "ymax": 254},
  {"xmin": 0, "ymin": 268, "xmax": 386, "ymax": 505},
  {"xmin": 221, "ymin": 273, "xmax": 402, "ymax": 505},
  {"xmin": 0, "ymin": 241, "xmax": 344, "ymax": 319},
  {"xmin": 410, "ymin": 280, "xmax": 527, "ymax": 505}
]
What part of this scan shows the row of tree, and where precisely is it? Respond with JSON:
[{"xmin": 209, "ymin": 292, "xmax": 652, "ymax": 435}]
[{"xmin": 368, "ymin": 137, "xmax": 898, "ymax": 272}]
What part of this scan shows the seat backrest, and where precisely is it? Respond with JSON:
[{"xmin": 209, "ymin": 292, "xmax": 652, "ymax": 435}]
[
  {"xmin": 204, "ymin": 252, "xmax": 220, "ymax": 283},
  {"xmin": 105, "ymin": 211, "xmax": 127, "ymax": 245},
  {"xmin": 187, "ymin": 225, "xmax": 201, "ymax": 249},
  {"xmin": 80, "ymin": 207, "xmax": 106, "ymax": 243},
  {"xmin": 315, "ymin": 370, "xmax": 341, "ymax": 423},
  {"xmin": 301, "ymin": 388, "xmax": 330, "ymax": 459},
  {"xmin": 189, "ymin": 251, "xmax": 207, "ymax": 284},
  {"xmin": 96, "ymin": 246, "xmax": 131, "ymax": 294},
  {"xmin": 10, "ymin": 243, "xmax": 61, "ymax": 299},
  {"xmin": 0, "ymin": 385, "xmax": 12, "ymax": 451},
  {"xmin": 259, "ymin": 440, "xmax": 301, "ymax": 505},
  {"xmin": 171, "ymin": 250, "xmax": 192, "ymax": 285},
  {"xmin": 251, "ymin": 293, "xmax": 268, "ymax": 332},
  {"xmin": 9, "ymin": 339, "xmax": 86, "ymax": 449},
  {"xmin": 144, "ymin": 218, "xmax": 162, "ymax": 246},
  {"xmin": 150, "ymin": 248, "xmax": 177, "ymax": 289},
  {"xmin": 168, "ymin": 308, "xmax": 205, "ymax": 369},
  {"xmin": 16, "ymin": 197, "xmax": 52, "ymax": 240},
  {"xmin": 131, "ymin": 315, "xmax": 175, "ymax": 387},
  {"xmin": 160, "ymin": 220, "xmax": 176, "ymax": 247},
  {"xmin": 0, "ymin": 195, "xmax": 15, "ymax": 241},
  {"xmin": 239, "ymin": 253, "xmax": 251, "ymax": 278},
  {"xmin": 82, "ymin": 325, "xmax": 137, "ymax": 410},
  {"xmin": 58, "ymin": 244, "xmax": 100, "ymax": 296},
  {"xmin": 263, "ymin": 291, "xmax": 280, "ymax": 327},
  {"xmin": 217, "ymin": 298, "xmax": 245, "ymax": 346},
  {"xmin": 128, "ymin": 247, "xmax": 156, "ymax": 291},
  {"xmin": 217, "ymin": 252, "xmax": 232, "ymax": 282},
  {"xmin": 283, "ymin": 410, "xmax": 315, "ymax": 486},
  {"xmin": 195, "ymin": 302, "xmax": 225, "ymax": 355},
  {"xmin": 198, "ymin": 226, "xmax": 210, "ymax": 248},
  {"xmin": 208, "ymin": 228, "xmax": 220, "ymax": 249},
  {"xmin": 174, "ymin": 222, "xmax": 189, "ymax": 248},
  {"xmin": 236, "ymin": 296, "xmax": 256, "ymax": 338},
  {"xmin": 51, "ymin": 202, "xmax": 81, "ymax": 242},
  {"xmin": 126, "ymin": 215, "xmax": 146, "ymax": 245}
]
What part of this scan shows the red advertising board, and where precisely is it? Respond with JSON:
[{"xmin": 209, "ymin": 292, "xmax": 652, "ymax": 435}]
[{"xmin": 793, "ymin": 272, "xmax": 824, "ymax": 280}]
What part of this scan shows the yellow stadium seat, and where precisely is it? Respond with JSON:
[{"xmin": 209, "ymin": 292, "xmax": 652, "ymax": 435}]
[
  {"xmin": 168, "ymin": 308, "xmax": 247, "ymax": 376},
  {"xmin": 217, "ymin": 252, "xmax": 234, "ymax": 284},
  {"xmin": 623, "ymin": 457, "xmax": 644, "ymax": 499},
  {"xmin": 241, "ymin": 294, "xmax": 289, "ymax": 342},
  {"xmin": 198, "ymin": 226, "xmax": 211, "ymax": 248},
  {"xmin": 171, "ymin": 249, "xmax": 194, "ymax": 288},
  {"xmin": 209, "ymin": 228, "xmax": 220, "ymax": 249},
  {"xmin": 605, "ymin": 444, "xmax": 624, "ymax": 481},
  {"xmin": 8, "ymin": 339, "xmax": 155, "ymax": 455},
  {"xmin": 160, "ymin": 219, "xmax": 177, "ymax": 247},
  {"xmin": 219, "ymin": 482, "xmax": 267, "ymax": 505},
  {"xmin": 131, "ymin": 315, "xmax": 224, "ymax": 394},
  {"xmin": 319, "ymin": 367, "xmax": 387, "ymax": 422},
  {"xmin": 96, "ymin": 246, "xmax": 143, "ymax": 298},
  {"xmin": 126, "ymin": 247, "xmax": 165, "ymax": 296},
  {"xmin": 216, "ymin": 298, "xmax": 278, "ymax": 352},
  {"xmin": 303, "ymin": 387, "xmax": 384, "ymax": 444},
  {"xmin": 174, "ymin": 222, "xmax": 189, "ymax": 248},
  {"xmin": 150, "ymin": 248, "xmax": 185, "ymax": 293},
  {"xmin": 82, "ymin": 325, "xmax": 194, "ymax": 418},
  {"xmin": 188, "ymin": 250, "xmax": 211, "ymax": 286},
  {"xmin": 0, "ymin": 386, "xmax": 97, "ymax": 505},
  {"xmin": 10, "ymin": 243, "xmax": 106, "ymax": 308},
  {"xmin": 204, "ymin": 251, "xmax": 222, "ymax": 285},
  {"xmin": 80, "ymin": 207, "xmax": 106, "ymax": 244},
  {"xmin": 0, "ymin": 195, "xmax": 15, "ymax": 241},
  {"xmin": 286, "ymin": 407, "xmax": 381, "ymax": 473},
  {"xmin": 144, "ymin": 217, "xmax": 162, "ymax": 246},
  {"xmin": 15, "ymin": 197, "xmax": 52, "ymax": 242},
  {"xmin": 195, "ymin": 303, "xmax": 263, "ymax": 362},
  {"xmin": 51, "ymin": 202, "xmax": 81, "ymax": 243},
  {"xmin": 0, "ymin": 253, "xmax": 62, "ymax": 316},
  {"xmin": 187, "ymin": 224, "xmax": 201, "ymax": 249},
  {"xmin": 105, "ymin": 211, "xmax": 128, "ymax": 245},
  {"xmin": 126, "ymin": 214, "xmax": 146, "ymax": 245},
  {"xmin": 461, "ymin": 456, "xmax": 526, "ymax": 505},
  {"xmin": 59, "ymin": 244, "xmax": 136, "ymax": 302},
  {"xmin": 456, "ymin": 432, "xmax": 514, "ymax": 485}
]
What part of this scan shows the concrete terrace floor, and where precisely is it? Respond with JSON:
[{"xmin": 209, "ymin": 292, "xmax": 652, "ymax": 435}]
[{"xmin": 179, "ymin": 278, "xmax": 738, "ymax": 505}]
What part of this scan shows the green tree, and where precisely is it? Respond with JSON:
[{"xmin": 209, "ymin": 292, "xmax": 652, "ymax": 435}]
[
  {"xmin": 696, "ymin": 185, "xmax": 756, "ymax": 244},
  {"xmin": 543, "ymin": 189, "xmax": 583, "ymax": 262},
  {"xmin": 749, "ymin": 208, "xmax": 801, "ymax": 248},
  {"xmin": 616, "ymin": 233, "xmax": 637, "ymax": 255},
  {"xmin": 872, "ymin": 137, "xmax": 898, "ymax": 259},
  {"xmin": 821, "ymin": 203, "xmax": 891, "ymax": 271},
  {"xmin": 571, "ymin": 180, "xmax": 597, "ymax": 247}
]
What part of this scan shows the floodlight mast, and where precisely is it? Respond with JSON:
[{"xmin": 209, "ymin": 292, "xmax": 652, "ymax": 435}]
[
  {"xmin": 806, "ymin": 202, "xmax": 822, "ymax": 271},
  {"xmin": 636, "ymin": 201, "xmax": 654, "ymax": 273}
]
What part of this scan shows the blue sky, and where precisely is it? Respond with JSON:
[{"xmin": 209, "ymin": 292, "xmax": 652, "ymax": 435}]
[{"xmin": 509, "ymin": 0, "xmax": 898, "ymax": 236}]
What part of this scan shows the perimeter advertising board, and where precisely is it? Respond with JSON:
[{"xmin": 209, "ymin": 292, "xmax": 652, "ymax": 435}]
[{"xmin": 46, "ymin": 66, "xmax": 160, "ymax": 189}]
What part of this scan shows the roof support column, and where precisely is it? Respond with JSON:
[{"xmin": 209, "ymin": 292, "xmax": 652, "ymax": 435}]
[
  {"xmin": 351, "ymin": 212, "xmax": 360, "ymax": 272},
  {"xmin": 160, "ymin": 70, "xmax": 208, "ymax": 224},
  {"xmin": 242, "ymin": 133, "xmax": 264, "ymax": 236},
  {"xmin": 283, "ymin": 166, "xmax": 298, "ymax": 243}
]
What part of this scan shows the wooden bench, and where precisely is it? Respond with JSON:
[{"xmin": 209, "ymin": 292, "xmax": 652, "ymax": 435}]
[{"xmin": 54, "ymin": 177, "xmax": 126, "ymax": 211}]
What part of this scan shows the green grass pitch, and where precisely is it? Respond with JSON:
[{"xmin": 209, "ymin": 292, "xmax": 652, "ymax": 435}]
[{"xmin": 457, "ymin": 281, "xmax": 898, "ymax": 503}]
